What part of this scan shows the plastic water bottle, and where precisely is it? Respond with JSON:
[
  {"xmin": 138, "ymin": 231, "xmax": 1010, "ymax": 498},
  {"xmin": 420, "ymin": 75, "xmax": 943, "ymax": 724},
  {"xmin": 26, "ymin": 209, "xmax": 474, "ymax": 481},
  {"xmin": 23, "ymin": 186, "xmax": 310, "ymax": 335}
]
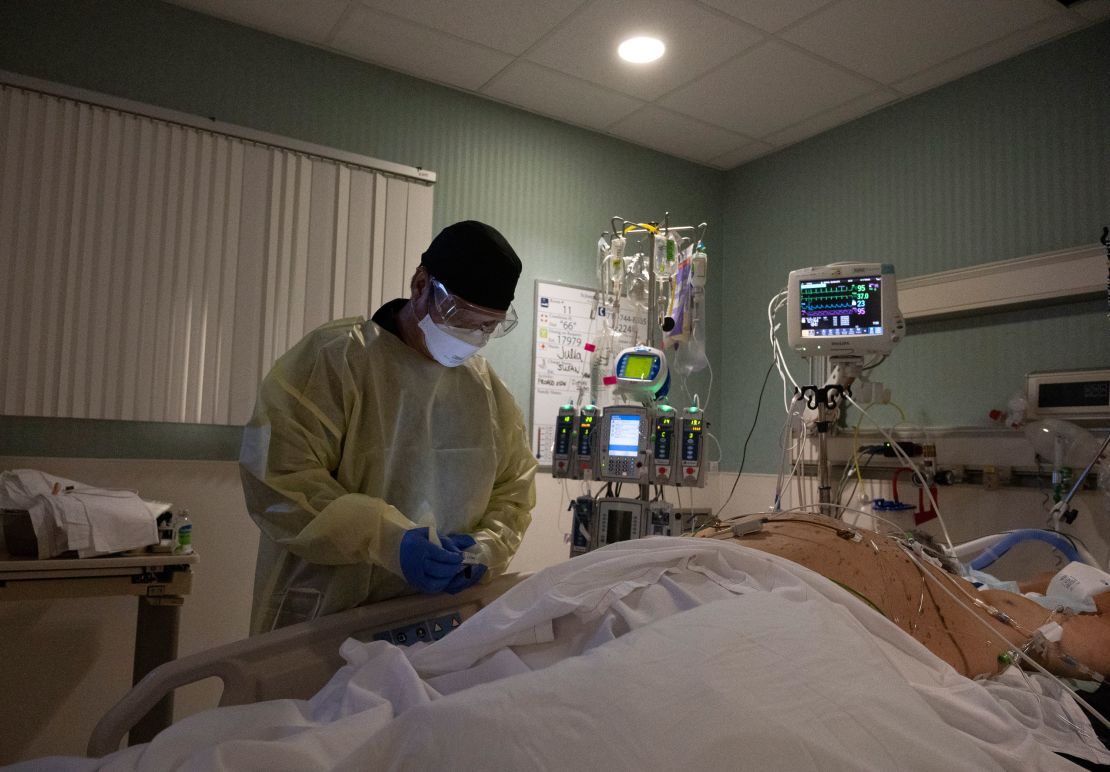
[{"xmin": 174, "ymin": 509, "xmax": 194, "ymax": 555}]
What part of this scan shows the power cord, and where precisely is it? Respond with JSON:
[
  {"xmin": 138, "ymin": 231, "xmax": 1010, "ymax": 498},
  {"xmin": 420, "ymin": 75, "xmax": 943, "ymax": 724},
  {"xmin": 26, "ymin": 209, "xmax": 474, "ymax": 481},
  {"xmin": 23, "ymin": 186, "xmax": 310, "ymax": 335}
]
[{"xmin": 716, "ymin": 359, "xmax": 776, "ymax": 517}]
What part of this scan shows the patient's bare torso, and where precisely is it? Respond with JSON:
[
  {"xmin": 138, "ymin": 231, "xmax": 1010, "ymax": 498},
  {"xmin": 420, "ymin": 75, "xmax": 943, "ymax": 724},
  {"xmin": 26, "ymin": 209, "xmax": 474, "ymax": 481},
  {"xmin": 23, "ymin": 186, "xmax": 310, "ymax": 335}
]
[{"xmin": 698, "ymin": 515, "xmax": 1064, "ymax": 678}]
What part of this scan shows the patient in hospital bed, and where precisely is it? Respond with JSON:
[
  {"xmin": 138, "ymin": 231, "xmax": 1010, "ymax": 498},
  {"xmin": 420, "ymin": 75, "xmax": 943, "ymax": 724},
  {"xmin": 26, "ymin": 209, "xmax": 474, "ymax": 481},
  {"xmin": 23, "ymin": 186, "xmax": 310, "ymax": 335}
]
[
  {"xmin": 695, "ymin": 513, "xmax": 1110, "ymax": 682},
  {"xmin": 23, "ymin": 512, "xmax": 1110, "ymax": 771}
]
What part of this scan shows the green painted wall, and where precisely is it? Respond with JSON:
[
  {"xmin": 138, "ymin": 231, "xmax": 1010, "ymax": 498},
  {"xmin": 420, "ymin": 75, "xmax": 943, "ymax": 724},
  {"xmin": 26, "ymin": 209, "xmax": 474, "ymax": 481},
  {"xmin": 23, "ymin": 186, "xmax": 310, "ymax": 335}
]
[
  {"xmin": 0, "ymin": 0, "xmax": 722, "ymax": 458},
  {"xmin": 718, "ymin": 21, "xmax": 1110, "ymax": 474},
  {"xmin": 2, "ymin": 3, "xmax": 1106, "ymax": 467}
]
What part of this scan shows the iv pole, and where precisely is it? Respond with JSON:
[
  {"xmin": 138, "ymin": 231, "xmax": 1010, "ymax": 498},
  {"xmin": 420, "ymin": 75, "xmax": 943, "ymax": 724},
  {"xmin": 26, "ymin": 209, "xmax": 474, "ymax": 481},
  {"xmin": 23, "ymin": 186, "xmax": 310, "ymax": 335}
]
[{"xmin": 608, "ymin": 214, "xmax": 705, "ymax": 502}]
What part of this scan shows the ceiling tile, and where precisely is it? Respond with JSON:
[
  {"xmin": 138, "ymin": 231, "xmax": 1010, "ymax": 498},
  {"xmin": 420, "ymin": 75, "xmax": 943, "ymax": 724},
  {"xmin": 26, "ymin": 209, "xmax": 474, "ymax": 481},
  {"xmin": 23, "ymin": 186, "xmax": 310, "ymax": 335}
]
[
  {"xmin": 698, "ymin": 0, "xmax": 835, "ymax": 32},
  {"xmin": 708, "ymin": 140, "xmax": 776, "ymax": 169},
  {"xmin": 606, "ymin": 106, "xmax": 751, "ymax": 164},
  {"xmin": 167, "ymin": 0, "xmax": 1108, "ymax": 171},
  {"xmin": 524, "ymin": 0, "xmax": 765, "ymax": 101},
  {"xmin": 781, "ymin": 0, "xmax": 1063, "ymax": 84},
  {"xmin": 165, "ymin": 0, "xmax": 348, "ymax": 43},
  {"xmin": 658, "ymin": 41, "xmax": 876, "ymax": 137},
  {"xmin": 481, "ymin": 61, "xmax": 644, "ymax": 131},
  {"xmin": 763, "ymin": 89, "xmax": 896, "ymax": 147},
  {"xmin": 892, "ymin": 14, "xmax": 1081, "ymax": 95},
  {"xmin": 355, "ymin": 0, "xmax": 588, "ymax": 56},
  {"xmin": 330, "ymin": 6, "xmax": 514, "ymax": 91}
]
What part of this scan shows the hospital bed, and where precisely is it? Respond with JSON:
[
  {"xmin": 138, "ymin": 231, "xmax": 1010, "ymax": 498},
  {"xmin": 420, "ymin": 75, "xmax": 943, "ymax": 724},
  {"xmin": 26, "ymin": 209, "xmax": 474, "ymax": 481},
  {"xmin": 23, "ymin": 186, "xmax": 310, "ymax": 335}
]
[
  {"xmin": 79, "ymin": 539, "xmax": 1109, "ymax": 771},
  {"xmin": 88, "ymin": 572, "xmax": 526, "ymax": 757}
]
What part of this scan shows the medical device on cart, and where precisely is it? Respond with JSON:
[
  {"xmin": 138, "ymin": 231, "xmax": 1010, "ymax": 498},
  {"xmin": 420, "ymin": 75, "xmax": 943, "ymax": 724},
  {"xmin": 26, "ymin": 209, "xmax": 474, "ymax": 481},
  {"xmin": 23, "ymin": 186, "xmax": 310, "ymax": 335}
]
[
  {"xmin": 552, "ymin": 404, "xmax": 602, "ymax": 481},
  {"xmin": 787, "ymin": 264, "xmax": 902, "ymax": 359},
  {"xmin": 649, "ymin": 405, "xmax": 678, "ymax": 484},
  {"xmin": 569, "ymin": 495, "xmax": 685, "ymax": 555},
  {"xmin": 573, "ymin": 404, "xmax": 600, "ymax": 480},
  {"xmin": 594, "ymin": 497, "xmax": 647, "ymax": 548},
  {"xmin": 553, "ymin": 215, "xmax": 711, "ymax": 558},
  {"xmin": 678, "ymin": 406, "xmax": 706, "ymax": 487},
  {"xmin": 786, "ymin": 263, "xmax": 905, "ymax": 515},
  {"xmin": 613, "ymin": 344, "xmax": 670, "ymax": 399},
  {"xmin": 551, "ymin": 404, "xmax": 576, "ymax": 479},
  {"xmin": 595, "ymin": 405, "xmax": 651, "ymax": 483}
]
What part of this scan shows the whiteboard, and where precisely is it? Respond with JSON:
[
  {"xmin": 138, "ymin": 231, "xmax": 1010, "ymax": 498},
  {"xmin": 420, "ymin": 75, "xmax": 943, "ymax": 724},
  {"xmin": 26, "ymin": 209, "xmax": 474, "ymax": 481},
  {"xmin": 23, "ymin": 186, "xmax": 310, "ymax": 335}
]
[{"xmin": 530, "ymin": 280, "xmax": 648, "ymax": 466}]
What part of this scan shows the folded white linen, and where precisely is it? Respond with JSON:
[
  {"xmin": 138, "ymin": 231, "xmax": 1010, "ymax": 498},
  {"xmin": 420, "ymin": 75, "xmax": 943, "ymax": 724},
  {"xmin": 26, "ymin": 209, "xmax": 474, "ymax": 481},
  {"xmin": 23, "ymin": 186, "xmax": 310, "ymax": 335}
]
[{"xmin": 0, "ymin": 469, "xmax": 157, "ymax": 558}]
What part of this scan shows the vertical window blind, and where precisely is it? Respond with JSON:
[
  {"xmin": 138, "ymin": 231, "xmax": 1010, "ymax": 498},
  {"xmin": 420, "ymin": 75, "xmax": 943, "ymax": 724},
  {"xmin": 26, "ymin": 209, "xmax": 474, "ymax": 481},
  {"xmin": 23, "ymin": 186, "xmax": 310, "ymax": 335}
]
[{"xmin": 0, "ymin": 77, "xmax": 434, "ymax": 426}]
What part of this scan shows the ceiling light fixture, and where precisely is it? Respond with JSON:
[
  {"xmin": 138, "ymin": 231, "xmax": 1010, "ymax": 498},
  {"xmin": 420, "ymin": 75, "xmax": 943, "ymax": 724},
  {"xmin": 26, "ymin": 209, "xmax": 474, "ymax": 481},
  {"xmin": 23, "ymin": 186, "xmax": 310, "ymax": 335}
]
[{"xmin": 618, "ymin": 36, "xmax": 665, "ymax": 64}]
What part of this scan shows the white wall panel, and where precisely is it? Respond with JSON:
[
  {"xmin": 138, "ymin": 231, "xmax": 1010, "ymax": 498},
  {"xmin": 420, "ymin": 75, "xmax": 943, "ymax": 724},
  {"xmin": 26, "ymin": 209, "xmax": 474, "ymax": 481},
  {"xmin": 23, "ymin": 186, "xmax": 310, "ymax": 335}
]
[
  {"xmin": 404, "ymin": 182, "xmax": 434, "ymax": 294},
  {"xmin": 341, "ymin": 168, "xmax": 372, "ymax": 319},
  {"xmin": 0, "ymin": 81, "xmax": 435, "ymax": 426},
  {"xmin": 305, "ymin": 161, "xmax": 337, "ymax": 334},
  {"xmin": 368, "ymin": 173, "xmax": 387, "ymax": 313},
  {"xmin": 381, "ymin": 176, "xmax": 409, "ymax": 302}
]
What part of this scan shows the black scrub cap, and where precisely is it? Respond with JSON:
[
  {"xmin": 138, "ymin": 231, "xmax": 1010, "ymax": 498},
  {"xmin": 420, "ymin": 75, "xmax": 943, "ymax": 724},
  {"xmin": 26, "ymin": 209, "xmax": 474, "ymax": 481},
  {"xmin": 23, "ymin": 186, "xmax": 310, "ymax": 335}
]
[{"xmin": 420, "ymin": 221, "xmax": 522, "ymax": 311}]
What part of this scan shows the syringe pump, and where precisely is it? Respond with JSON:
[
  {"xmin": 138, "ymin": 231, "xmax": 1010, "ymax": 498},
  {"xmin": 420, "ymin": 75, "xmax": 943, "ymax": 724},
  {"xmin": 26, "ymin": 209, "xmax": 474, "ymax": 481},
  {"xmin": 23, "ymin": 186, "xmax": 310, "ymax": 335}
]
[
  {"xmin": 677, "ymin": 406, "xmax": 706, "ymax": 487},
  {"xmin": 551, "ymin": 404, "xmax": 575, "ymax": 479},
  {"xmin": 650, "ymin": 405, "xmax": 678, "ymax": 485}
]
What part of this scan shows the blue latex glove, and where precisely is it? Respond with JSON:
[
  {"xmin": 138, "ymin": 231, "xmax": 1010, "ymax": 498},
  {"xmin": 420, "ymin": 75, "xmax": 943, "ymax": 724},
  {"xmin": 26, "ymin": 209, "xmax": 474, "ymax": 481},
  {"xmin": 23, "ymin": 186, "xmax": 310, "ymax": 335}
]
[
  {"xmin": 445, "ymin": 563, "xmax": 487, "ymax": 594},
  {"xmin": 399, "ymin": 527, "xmax": 464, "ymax": 593},
  {"xmin": 439, "ymin": 533, "xmax": 486, "ymax": 594},
  {"xmin": 439, "ymin": 533, "xmax": 476, "ymax": 553}
]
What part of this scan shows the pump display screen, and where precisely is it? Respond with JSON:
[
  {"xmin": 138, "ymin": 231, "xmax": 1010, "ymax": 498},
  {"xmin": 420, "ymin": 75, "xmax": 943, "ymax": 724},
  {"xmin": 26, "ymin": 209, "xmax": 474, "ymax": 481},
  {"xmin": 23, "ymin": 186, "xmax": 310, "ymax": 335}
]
[
  {"xmin": 608, "ymin": 415, "xmax": 642, "ymax": 457},
  {"xmin": 622, "ymin": 354, "xmax": 655, "ymax": 381},
  {"xmin": 654, "ymin": 415, "xmax": 674, "ymax": 459},
  {"xmin": 554, "ymin": 412, "xmax": 573, "ymax": 454},
  {"xmin": 577, "ymin": 415, "xmax": 595, "ymax": 455},
  {"xmin": 799, "ymin": 274, "xmax": 883, "ymax": 338}
]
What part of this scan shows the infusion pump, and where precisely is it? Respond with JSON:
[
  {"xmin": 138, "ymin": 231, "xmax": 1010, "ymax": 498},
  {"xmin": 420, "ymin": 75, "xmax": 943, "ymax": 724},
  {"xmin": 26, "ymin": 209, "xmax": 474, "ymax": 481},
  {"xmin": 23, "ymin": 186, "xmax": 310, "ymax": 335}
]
[
  {"xmin": 551, "ymin": 404, "xmax": 706, "ymax": 488},
  {"xmin": 596, "ymin": 406, "xmax": 651, "ymax": 483},
  {"xmin": 570, "ymin": 497, "xmax": 686, "ymax": 557}
]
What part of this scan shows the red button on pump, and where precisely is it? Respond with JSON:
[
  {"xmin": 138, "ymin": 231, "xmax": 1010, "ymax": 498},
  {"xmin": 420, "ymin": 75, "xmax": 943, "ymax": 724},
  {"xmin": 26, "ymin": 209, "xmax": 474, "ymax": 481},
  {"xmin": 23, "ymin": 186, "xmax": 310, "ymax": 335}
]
[
  {"xmin": 658, "ymin": 467, "xmax": 666, "ymax": 475},
  {"xmin": 685, "ymin": 467, "xmax": 695, "ymax": 475}
]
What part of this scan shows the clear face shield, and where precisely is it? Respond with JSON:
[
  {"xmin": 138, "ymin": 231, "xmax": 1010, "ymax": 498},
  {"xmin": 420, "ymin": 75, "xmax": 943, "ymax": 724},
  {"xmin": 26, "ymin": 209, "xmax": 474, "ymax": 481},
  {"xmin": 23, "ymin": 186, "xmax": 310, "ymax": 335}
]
[{"xmin": 425, "ymin": 276, "xmax": 518, "ymax": 346}]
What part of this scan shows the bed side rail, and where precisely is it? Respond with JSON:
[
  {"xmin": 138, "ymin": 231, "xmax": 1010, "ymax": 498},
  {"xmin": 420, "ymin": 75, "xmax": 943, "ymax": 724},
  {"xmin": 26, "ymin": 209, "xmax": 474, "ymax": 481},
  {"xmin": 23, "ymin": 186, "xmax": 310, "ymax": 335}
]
[{"xmin": 87, "ymin": 572, "xmax": 527, "ymax": 757}]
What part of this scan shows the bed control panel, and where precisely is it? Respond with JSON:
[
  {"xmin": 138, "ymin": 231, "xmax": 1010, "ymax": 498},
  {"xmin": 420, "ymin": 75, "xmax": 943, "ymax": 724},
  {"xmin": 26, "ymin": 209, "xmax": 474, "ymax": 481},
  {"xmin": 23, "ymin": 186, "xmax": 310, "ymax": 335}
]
[{"xmin": 371, "ymin": 611, "xmax": 463, "ymax": 646}]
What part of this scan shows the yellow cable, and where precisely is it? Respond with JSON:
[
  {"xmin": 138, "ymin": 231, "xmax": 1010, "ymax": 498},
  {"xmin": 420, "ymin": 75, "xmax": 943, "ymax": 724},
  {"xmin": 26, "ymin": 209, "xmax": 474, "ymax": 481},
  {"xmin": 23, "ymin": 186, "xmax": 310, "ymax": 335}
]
[{"xmin": 624, "ymin": 222, "xmax": 659, "ymax": 235}]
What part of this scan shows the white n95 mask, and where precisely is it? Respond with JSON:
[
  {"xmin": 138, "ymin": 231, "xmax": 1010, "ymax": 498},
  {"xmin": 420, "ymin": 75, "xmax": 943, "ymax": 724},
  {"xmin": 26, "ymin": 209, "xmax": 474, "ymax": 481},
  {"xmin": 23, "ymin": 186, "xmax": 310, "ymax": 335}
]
[{"xmin": 417, "ymin": 313, "xmax": 486, "ymax": 367}]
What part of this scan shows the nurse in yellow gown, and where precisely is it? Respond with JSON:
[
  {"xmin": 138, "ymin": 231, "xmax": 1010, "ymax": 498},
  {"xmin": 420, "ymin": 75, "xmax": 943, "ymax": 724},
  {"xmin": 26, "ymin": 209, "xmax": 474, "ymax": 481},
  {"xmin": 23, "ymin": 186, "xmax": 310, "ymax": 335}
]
[{"xmin": 240, "ymin": 222, "xmax": 537, "ymax": 634}]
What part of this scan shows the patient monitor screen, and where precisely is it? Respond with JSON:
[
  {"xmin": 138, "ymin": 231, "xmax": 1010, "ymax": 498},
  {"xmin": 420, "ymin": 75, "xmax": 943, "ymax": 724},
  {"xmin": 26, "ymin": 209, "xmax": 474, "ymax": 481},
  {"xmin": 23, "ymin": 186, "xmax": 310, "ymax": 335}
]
[
  {"xmin": 608, "ymin": 415, "xmax": 641, "ymax": 457},
  {"xmin": 799, "ymin": 274, "xmax": 883, "ymax": 338}
]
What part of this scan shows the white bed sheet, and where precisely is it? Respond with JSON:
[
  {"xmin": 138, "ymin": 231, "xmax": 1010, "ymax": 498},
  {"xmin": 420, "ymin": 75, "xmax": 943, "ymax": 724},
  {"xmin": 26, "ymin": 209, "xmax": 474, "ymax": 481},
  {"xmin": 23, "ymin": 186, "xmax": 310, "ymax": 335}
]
[{"xmin": 23, "ymin": 538, "xmax": 1110, "ymax": 771}]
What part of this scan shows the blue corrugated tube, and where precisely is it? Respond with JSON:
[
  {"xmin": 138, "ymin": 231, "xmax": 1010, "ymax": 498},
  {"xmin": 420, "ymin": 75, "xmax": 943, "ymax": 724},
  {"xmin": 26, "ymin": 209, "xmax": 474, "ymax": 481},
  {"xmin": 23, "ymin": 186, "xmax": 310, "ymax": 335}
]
[{"xmin": 968, "ymin": 529, "xmax": 1081, "ymax": 571}]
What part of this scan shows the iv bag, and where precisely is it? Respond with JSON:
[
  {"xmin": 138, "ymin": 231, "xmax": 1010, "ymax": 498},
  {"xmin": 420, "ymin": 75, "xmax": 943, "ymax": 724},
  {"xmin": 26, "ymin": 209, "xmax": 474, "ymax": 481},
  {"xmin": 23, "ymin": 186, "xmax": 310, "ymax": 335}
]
[
  {"xmin": 674, "ymin": 243, "xmax": 708, "ymax": 375},
  {"xmin": 674, "ymin": 289, "xmax": 708, "ymax": 376},
  {"xmin": 626, "ymin": 253, "xmax": 649, "ymax": 310}
]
